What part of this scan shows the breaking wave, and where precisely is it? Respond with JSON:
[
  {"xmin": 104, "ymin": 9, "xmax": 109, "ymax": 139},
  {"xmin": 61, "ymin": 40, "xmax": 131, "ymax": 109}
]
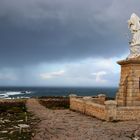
[{"xmin": 0, "ymin": 91, "xmax": 32, "ymax": 99}]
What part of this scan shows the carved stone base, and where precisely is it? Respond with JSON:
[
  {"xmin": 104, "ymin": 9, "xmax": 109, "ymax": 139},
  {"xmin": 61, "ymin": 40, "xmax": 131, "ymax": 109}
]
[{"xmin": 116, "ymin": 59, "xmax": 140, "ymax": 106}]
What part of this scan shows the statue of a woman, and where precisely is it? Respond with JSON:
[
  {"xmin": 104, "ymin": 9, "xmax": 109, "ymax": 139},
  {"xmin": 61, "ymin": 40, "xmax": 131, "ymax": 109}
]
[{"xmin": 127, "ymin": 13, "xmax": 140, "ymax": 59}]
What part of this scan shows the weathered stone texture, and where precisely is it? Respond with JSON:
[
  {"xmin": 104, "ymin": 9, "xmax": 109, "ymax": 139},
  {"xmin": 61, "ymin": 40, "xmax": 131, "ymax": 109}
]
[
  {"xmin": 70, "ymin": 98, "xmax": 85, "ymax": 113},
  {"xmin": 85, "ymin": 101, "xmax": 105, "ymax": 120},
  {"xmin": 116, "ymin": 106, "xmax": 140, "ymax": 120},
  {"xmin": 105, "ymin": 100, "xmax": 117, "ymax": 121},
  {"xmin": 70, "ymin": 96, "xmax": 106, "ymax": 120},
  {"xmin": 116, "ymin": 59, "xmax": 140, "ymax": 106},
  {"xmin": 70, "ymin": 95, "xmax": 140, "ymax": 121}
]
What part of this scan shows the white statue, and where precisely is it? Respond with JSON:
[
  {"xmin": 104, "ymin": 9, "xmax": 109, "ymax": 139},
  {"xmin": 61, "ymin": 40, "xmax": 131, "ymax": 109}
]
[{"xmin": 127, "ymin": 13, "xmax": 140, "ymax": 59}]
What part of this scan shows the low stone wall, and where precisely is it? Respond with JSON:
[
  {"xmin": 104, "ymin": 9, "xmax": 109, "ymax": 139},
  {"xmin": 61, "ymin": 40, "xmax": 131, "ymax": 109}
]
[
  {"xmin": 70, "ymin": 95, "xmax": 106, "ymax": 120},
  {"xmin": 39, "ymin": 97, "xmax": 70, "ymax": 109},
  {"xmin": 70, "ymin": 97, "xmax": 85, "ymax": 113},
  {"xmin": 85, "ymin": 100, "xmax": 105, "ymax": 120},
  {"xmin": 70, "ymin": 94, "xmax": 140, "ymax": 121},
  {"xmin": 116, "ymin": 106, "xmax": 140, "ymax": 121}
]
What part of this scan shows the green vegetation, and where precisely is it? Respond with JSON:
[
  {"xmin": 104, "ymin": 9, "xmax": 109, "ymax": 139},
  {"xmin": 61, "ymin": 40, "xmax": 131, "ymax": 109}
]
[{"xmin": 0, "ymin": 100, "xmax": 39, "ymax": 140}]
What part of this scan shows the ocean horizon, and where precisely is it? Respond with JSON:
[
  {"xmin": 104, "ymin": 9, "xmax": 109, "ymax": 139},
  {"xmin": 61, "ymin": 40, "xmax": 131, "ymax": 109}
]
[{"xmin": 0, "ymin": 86, "xmax": 118, "ymax": 99}]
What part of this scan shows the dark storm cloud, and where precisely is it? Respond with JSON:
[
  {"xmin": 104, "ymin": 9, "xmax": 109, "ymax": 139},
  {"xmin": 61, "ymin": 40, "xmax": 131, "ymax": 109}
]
[{"xmin": 0, "ymin": 0, "xmax": 140, "ymax": 66}]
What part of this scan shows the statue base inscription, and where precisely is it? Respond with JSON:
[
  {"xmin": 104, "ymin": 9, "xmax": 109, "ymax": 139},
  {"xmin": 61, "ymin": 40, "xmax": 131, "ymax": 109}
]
[{"xmin": 116, "ymin": 58, "xmax": 140, "ymax": 106}]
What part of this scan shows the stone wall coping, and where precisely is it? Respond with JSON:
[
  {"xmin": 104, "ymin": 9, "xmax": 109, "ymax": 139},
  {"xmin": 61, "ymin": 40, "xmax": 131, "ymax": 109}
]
[
  {"xmin": 117, "ymin": 106, "xmax": 140, "ymax": 110},
  {"xmin": 98, "ymin": 94, "xmax": 106, "ymax": 97},
  {"xmin": 105, "ymin": 100, "xmax": 117, "ymax": 105},
  {"xmin": 69, "ymin": 94, "xmax": 77, "ymax": 97},
  {"xmin": 117, "ymin": 59, "xmax": 140, "ymax": 65},
  {"xmin": 83, "ymin": 96, "xmax": 93, "ymax": 100},
  {"xmin": 69, "ymin": 95, "xmax": 97, "ymax": 99}
]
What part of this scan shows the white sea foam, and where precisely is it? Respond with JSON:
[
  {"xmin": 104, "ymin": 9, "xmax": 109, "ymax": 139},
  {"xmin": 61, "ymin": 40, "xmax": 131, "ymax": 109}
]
[
  {"xmin": 17, "ymin": 96, "xmax": 30, "ymax": 99},
  {"xmin": 0, "ymin": 91, "xmax": 32, "ymax": 98},
  {"xmin": 6, "ymin": 92, "xmax": 23, "ymax": 96},
  {"xmin": 0, "ymin": 94, "xmax": 9, "ymax": 98}
]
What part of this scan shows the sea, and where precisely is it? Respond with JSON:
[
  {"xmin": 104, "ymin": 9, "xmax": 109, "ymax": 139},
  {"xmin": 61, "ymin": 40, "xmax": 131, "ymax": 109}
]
[{"xmin": 0, "ymin": 87, "xmax": 118, "ymax": 99}]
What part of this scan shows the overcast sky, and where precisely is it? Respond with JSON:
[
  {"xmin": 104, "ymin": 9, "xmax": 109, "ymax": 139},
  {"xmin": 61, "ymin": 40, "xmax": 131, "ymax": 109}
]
[{"xmin": 0, "ymin": 0, "xmax": 139, "ymax": 87}]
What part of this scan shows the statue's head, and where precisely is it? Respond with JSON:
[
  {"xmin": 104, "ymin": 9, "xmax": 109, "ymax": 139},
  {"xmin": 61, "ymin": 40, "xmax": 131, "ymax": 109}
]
[{"xmin": 128, "ymin": 13, "xmax": 140, "ymax": 33}]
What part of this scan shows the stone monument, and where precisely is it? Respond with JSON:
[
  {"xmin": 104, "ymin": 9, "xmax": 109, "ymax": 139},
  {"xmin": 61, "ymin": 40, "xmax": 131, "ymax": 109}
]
[
  {"xmin": 116, "ymin": 13, "xmax": 140, "ymax": 106},
  {"xmin": 127, "ymin": 13, "xmax": 140, "ymax": 59},
  {"xmin": 70, "ymin": 13, "xmax": 140, "ymax": 121}
]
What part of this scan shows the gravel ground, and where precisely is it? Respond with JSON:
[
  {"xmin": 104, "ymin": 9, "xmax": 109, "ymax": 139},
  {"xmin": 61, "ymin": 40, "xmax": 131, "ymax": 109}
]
[{"xmin": 26, "ymin": 99, "xmax": 140, "ymax": 140}]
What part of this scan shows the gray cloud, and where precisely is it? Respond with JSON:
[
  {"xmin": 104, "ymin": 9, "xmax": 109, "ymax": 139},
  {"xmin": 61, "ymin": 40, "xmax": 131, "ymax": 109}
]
[{"xmin": 0, "ymin": 0, "xmax": 140, "ymax": 67}]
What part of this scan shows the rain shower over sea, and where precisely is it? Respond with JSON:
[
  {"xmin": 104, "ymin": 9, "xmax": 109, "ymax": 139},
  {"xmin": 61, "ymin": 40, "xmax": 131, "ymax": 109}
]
[{"xmin": 0, "ymin": 87, "xmax": 118, "ymax": 99}]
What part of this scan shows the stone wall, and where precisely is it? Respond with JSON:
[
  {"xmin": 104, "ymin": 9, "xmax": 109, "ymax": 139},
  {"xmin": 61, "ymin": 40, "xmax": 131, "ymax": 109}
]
[
  {"xmin": 70, "ymin": 95, "xmax": 106, "ymax": 120},
  {"xmin": 70, "ymin": 97, "xmax": 85, "ymax": 113},
  {"xmin": 85, "ymin": 100, "xmax": 105, "ymax": 120},
  {"xmin": 70, "ymin": 94, "xmax": 140, "ymax": 121},
  {"xmin": 116, "ymin": 106, "xmax": 140, "ymax": 120}
]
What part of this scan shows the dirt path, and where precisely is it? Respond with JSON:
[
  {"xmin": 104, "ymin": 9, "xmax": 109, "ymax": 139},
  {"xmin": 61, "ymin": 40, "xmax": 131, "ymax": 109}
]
[{"xmin": 26, "ymin": 99, "xmax": 140, "ymax": 140}]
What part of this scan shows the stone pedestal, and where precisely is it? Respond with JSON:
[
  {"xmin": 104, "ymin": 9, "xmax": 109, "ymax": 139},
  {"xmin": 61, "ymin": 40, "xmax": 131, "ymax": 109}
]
[{"xmin": 116, "ymin": 59, "xmax": 140, "ymax": 106}]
